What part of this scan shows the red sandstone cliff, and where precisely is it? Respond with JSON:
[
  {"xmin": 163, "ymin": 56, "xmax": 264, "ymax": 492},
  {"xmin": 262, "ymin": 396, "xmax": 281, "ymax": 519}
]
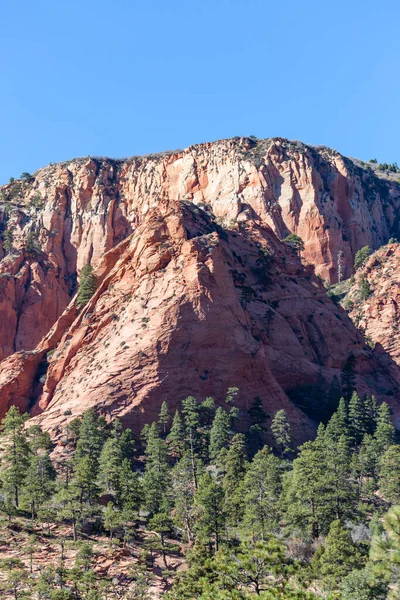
[
  {"xmin": 345, "ymin": 243, "xmax": 400, "ymax": 368},
  {"xmin": 1, "ymin": 137, "xmax": 400, "ymax": 437}
]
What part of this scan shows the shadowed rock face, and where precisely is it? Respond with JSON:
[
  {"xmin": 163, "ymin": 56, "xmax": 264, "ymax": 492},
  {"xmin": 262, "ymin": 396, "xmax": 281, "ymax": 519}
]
[
  {"xmin": 346, "ymin": 243, "xmax": 400, "ymax": 368},
  {"xmin": 1, "ymin": 137, "xmax": 400, "ymax": 437}
]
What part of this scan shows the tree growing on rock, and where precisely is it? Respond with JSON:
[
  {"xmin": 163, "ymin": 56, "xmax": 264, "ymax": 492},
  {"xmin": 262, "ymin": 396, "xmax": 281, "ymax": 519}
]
[{"xmin": 76, "ymin": 264, "xmax": 97, "ymax": 308}]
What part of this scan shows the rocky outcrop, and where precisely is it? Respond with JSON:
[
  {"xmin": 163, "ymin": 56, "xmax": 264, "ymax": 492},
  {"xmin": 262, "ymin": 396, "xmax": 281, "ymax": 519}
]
[
  {"xmin": 1, "ymin": 200, "xmax": 399, "ymax": 442},
  {"xmin": 1, "ymin": 138, "xmax": 400, "ymax": 437},
  {"xmin": 346, "ymin": 243, "xmax": 400, "ymax": 368},
  {"xmin": 1, "ymin": 138, "xmax": 399, "ymax": 362}
]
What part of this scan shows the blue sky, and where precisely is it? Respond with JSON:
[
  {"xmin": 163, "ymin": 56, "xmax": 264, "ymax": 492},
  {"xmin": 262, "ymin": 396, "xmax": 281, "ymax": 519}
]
[{"xmin": 1, "ymin": 0, "xmax": 399, "ymax": 183}]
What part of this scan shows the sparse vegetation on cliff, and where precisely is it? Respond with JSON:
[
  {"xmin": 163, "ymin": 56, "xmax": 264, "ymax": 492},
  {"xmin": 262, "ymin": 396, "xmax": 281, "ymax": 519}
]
[{"xmin": 76, "ymin": 265, "xmax": 97, "ymax": 309}]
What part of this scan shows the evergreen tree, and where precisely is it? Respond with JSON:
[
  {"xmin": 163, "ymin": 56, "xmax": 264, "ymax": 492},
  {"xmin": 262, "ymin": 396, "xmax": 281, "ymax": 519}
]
[
  {"xmin": 348, "ymin": 391, "xmax": 367, "ymax": 446},
  {"xmin": 363, "ymin": 394, "xmax": 378, "ymax": 435},
  {"xmin": 98, "ymin": 420, "xmax": 133, "ymax": 496},
  {"xmin": 69, "ymin": 409, "xmax": 106, "ymax": 506},
  {"xmin": 117, "ymin": 458, "xmax": 142, "ymax": 515},
  {"xmin": 370, "ymin": 506, "xmax": 400, "ymax": 598},
  {"xmin": 324, "ymin": 433, "xmax": 358, "ymax": 522},
  {"xmin": 74, "ymin": 408, "xmax": 107, "ymax": 465},
  {"xmin": 27, "ymin": 424, "xmax": 52, "ymax": 454},
  {"xmin": 22, "ymin": 452, "xmax": 56, "ymax": 519},
  {"xmin": 222, "ymin": 434, "xmax": 247, "ymax": 525},
  {"xmin": 284, "ymin": 428, "xmax": 335, "ymax": 539},
  {"xmin": 354, "ymin": 245, "xmax": 371, "ymax": 270},
  {"xmin": 158, "ymin": 401, "xmax": 170, "ymax": 436},
  {"xmin": 317, "ymin": 520, "xmax": 361, "ymax": 590},
  {"xmin": 148, "ymin": 511, "xmax": 174, "ymax": 568},
  {"xmin": 181, "ymin": 396, "xmax": 202, "ymax": 488},
  {"xmin": 246, "ymin": 396, "xmax": 269, "ymax": 457},
  {"xmin": 167, "ymin": 410, "xmax": 186, "ymax": 459},
  {"xmin": 351, "ymin": 433, "xmax": 380, "ymax": 500},
  {"xmin": 339, "ymin": 566, "xmax": 388, "ymax": 600},
  {"xmin": 76, "ymin": 264, "xmax": 97, "ymax": 308},
  {"xmin": 271, "ymin": 409, "xmax": 293, "ymax": 457},
  {"xmin": 3, "ymin": 229, "xmax": 13, "ymax": 254},
  {"xmin": 209, "ymin": 407, "xmax": 231, "ymax": 462},
  {"xmin": 325, "ymin": 398, "xmax": 349, "ymax": 442},
  {"xmin": 341, "ymin": 354, "xmax": 356, "ymax": 403},
  {"xmin": 142, "ymin": 422, "xmax": 170, "ymax": 515},
  {"xmin": 0, "ymin": 407, "xmax": 30, "ymax": 508},
  {"xmin": 198, "ymin": 397, "xmax": 216, "ymax": 429},
  {"xmin": 171, "ymin": 452, "xmax": 204, "ymax": 545},
  {"xmin": 193, "ymin": 473, "xmax": 225, "ymax": 552},
  {"xmin": 242, "ymin": 446, "xmax": 282, "ymax": 540},
  {"xmin": 374, "ymin": 402, "xmax": 395, "ymax": 454},
  {"xmin": 103, "ymin": 502, "xmax": 122, "ymax": 542},
  {"xmin": 379, "ymin": 445, "xmax": 400, "ymax": 504}
]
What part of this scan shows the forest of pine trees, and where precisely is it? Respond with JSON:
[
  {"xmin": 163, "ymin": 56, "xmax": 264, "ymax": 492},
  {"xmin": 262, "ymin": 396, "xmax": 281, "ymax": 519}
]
[{"xmin": 0, "ymin": 389, "xmax": 399, "ymax": 598}]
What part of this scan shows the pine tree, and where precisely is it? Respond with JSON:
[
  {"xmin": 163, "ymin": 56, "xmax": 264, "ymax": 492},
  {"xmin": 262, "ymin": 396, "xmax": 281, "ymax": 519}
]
[
  {"xmin": 271, "ymin": 409, "xmax": 293, "ymax": 457},
  {"xmin": 98, "ymin": 421, "xmax": 132, "ymax": 495},
  {"xmin": 158, "ymin": 401, "xmax": 170, "ymax": 436},
  {"xmin": 148, "ymin": 511, "xmax": 174, "ymax": 568},
  {"xmin": 324, "ymin": 433, "xmax": 358, "ymax": 522},
  {"xmin": 27, "ymin": 424, "xmax": 52, "ymax": 454},
  {"xmin": 222, "ymin": 434, "xmax": 247, "ymax": 525},
  {"xmin": 209, "ymin": 407, "xmax": 231, "ymax": 462},
  {"xmin": 0, "ymin": 406, "xmax": 31, "ymax": 508},
  {"xmin": 370, "ymin": 506, "xmax": 400, "ymax": 597},
  {"xmin": 74, "ymin": 408, "xmax": 107, "ymax": 465},
  {"xmin": 117, "ymin": 458, "xmax": 142, "ymax": 515},
  {"xmin": 72, "ymin": 409, "xmax": 106, "ymax": 505},
  {"xmin": 374, "ymin": 402, "xmax": 395, "ymax": 455},
  {"xmin": 325, "ymin": 397, "xmax": 349, "ymax": 442},
  {"xmin": 379, "ymin": 445, "xmax": 400, "ymax": 504},
  {"xmin": 103, "ymin": 502, "xmax": 122, "ymax": 542},
  {"xmin": 3, "ymin": 229, "xmax": 13, "ymax": 254},
  {"xmin": 193, "ymin": 472, "xmax": 225, "ymax": 552},
  {"xmin": 171, "ymin": 452, "xmax": 204, "ymax": 544},
  {"xmin": 181, "ymin": 396, "xmax": 202, "ymax": 488},
  {"xmin": 246, "ymin": 396, "xmax": 269, "ymax": 457},
  {"xmin": 363, "ymin": 394, "xmax": 378, "ymax": 434},
  {"xmin": 167, "ymin": 410, "xmax": 186, "ymax": 459},
  {"xmin": 339, "ymin": 566, "xmax": 388, "ymax": 600},
  {"xmin": 242, "ymin": 446, "xmax": 282, "ymax": 540},
  {"xmin": 22, "ymin": 452, "xmax": 56, "ymax": 519},
  {"xmin": 284, "ymin": 429, "xmax": 335, "ymax": 539},
  {"xmin": 76, "ymin": 264, "xmax": 97, "ymax": 308},
  {"xmin": 142, "ymin": 422, "xmax": 170, "ymax": 516},
  {"xmin": 317, "ymin": 520, "xmax": 361, "ymax": 590},
  {"xmin": 348, "ymin": 391, "xmax": 367, "ymax": 446},
  {"xmin": 351, "ymin": 433, "xmax": 380, "ymax": 500}
]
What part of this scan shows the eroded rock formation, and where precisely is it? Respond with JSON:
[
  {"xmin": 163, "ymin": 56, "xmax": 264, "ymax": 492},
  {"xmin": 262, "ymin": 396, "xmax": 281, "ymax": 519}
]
[{"xmin": 1, "ymin": 137, "xmax": 400, "ymax": 436}]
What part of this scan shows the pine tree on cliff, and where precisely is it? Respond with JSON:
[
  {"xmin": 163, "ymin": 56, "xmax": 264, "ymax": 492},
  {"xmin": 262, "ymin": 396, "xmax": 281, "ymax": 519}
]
[
  {"xmin": 76, "ymin": 264, "xmax": 97, "ymax": 308},
  {"xmin": 3, "ymin": 229, "xmax": 13, "ymax": 254}
]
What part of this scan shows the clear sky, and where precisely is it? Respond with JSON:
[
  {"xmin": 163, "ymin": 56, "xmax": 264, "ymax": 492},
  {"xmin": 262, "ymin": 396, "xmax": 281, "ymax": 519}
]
[{"xmin": 1, "ymin": 0, "xmax": 399, "ymax": 184}]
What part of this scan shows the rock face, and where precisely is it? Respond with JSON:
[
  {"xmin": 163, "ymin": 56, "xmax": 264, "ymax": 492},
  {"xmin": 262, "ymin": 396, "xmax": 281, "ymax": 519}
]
[
  {"xmin": 1, "ymin": 137, "xmax": 400, "ymax": 437},
  {"xmin": 346, "ymin": 243, "xmax": 400, "ymax": 368}
]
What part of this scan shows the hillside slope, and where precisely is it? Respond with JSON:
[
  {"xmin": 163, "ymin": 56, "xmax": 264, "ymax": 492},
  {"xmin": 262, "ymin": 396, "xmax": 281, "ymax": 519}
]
[{"xmin": 0, "ymin": 138, "xmax": 400, "ymax": 435}]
